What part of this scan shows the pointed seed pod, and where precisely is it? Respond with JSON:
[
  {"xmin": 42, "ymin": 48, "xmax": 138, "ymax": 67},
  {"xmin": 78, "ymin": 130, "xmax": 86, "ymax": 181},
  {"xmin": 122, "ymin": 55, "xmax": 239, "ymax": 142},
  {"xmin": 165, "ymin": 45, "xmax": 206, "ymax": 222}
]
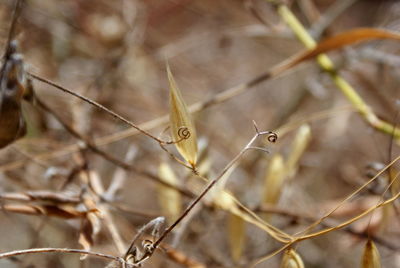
[
  {"xmin": 158, "ymin": 162, "xmax": 182, "ymax": 222},
  {"xmin": 263, "ymin": 154, "xmax": 285, "ymax": 206},
  {"xmin": 286, "ymin": 124, "xmax": 311, "ymax": 178},
  {"xmin": 280, "ymin": 248, "xmax": 304, "ymax": 268},
  {"xmin": 167, "ymin": 64, "xmax": 198, "ymax": 167},
  {"xmin": 228, "ymin": 213, "xmax": 245, "ymax": 262},
  {"xmin": 361, "ymin": 240, "xmax": 381, "ymax": 268}
]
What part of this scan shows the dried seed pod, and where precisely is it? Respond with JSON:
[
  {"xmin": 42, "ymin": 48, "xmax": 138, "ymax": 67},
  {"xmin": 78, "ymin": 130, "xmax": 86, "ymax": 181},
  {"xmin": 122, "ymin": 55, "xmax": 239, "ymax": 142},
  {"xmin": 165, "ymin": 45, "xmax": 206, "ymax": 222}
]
[
  {"xmin": 280, "ymin": 248, "xmax": 304, "ymax": 268},
  {"xmin": 167, "ymin": 64, "xmax": 198, "ymax": 167},
  {"xmin": 286, "ymin": 124, "xmax": 311, "ymax": 178},
  {"xmin": 158, "ymin": 162, "xmax": 182, "ymax": 222},
  {"xmin": 263, "ymin": 154, "xmax": 285, "ymax": 206},
  {"xmin": 228, "ymin": 213, "xmax": 245, "ymax": 262},
  {"xmin": 361, "ymin": 240, "xmax": 381, "ymax": 268}
]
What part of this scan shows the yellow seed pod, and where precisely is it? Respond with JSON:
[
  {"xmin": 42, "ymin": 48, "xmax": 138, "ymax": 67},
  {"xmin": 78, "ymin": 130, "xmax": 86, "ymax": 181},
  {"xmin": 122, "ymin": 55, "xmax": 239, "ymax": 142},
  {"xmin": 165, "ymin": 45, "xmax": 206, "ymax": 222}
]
[
  {"xmin": 361, "ymin": 240, "xmax": 381, "ymax": 268},
  {"xmin": 280, "ymin": 249, "xmax": 304, "ymax": 268},
  {"xmin": 158, "ymin": 162, "xmax": 182, "ymax": 222},
  {"xmin": 263, "ymin": 154, "xmax": 285, "ymax": 206},
  {"xmin": 167, "ymin": 64, "xmax": 198, "ymax": 167},
  {"xmin": 228, "ymin": 213, "xmax": 245, "ymax": 262},
  {"xmin": 286, "ymin": 124, "xmax": 311, "ymax": 179}
]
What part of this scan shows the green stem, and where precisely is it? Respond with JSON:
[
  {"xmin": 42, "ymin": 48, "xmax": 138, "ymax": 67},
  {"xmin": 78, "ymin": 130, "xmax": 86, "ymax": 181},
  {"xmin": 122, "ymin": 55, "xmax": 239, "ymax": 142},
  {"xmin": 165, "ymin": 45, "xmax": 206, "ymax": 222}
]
[{"xmin": 274, "ymin": 4, "xmax": 400, "ymax": 138}]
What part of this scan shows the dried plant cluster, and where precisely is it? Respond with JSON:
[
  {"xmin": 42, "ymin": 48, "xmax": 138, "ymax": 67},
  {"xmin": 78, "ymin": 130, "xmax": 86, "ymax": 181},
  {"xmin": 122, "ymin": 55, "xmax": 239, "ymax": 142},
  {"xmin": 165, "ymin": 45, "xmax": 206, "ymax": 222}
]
[{"xmin": 0, "ymin": 0, "xmax": 400, "ymax": 267}]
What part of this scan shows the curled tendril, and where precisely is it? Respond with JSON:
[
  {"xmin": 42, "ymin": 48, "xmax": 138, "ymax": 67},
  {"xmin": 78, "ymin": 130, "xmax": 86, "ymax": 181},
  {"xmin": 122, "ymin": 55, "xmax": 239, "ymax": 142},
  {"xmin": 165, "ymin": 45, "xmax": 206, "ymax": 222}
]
[
  {"xmin": 266, "ymin": 132, "xmax": 278, "ymax": 143},
  {"xmin": 177, "ymin": 126, "xmax": 191, "ymax": 140}
]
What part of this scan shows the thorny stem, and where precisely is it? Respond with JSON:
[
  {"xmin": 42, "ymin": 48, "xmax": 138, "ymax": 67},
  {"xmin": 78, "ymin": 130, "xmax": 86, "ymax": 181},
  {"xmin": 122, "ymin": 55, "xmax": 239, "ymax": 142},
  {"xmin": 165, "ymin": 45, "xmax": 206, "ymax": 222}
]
[{"xmin": 149, "ymin": 130, "xmax": 277, "ymax": 256}]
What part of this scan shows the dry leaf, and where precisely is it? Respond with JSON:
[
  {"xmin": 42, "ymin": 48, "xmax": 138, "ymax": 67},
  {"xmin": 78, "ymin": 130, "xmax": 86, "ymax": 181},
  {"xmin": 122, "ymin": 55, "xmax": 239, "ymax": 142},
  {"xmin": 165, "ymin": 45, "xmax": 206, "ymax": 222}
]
[
  {"xmin": 280, "ymin": 249, "xmax": 305, "ymax": 268},
  {"xmin": 361, "ymin": 240, "xmax": 381, "ymax": 268},
  {"xmin": 271, "ymin": 28, "xmax": 400, "ymax": 77},
  {"xmin": 158, "ymin": 162, "xmax": 182, "ymax": 222},
  {"xmin": 168, "ymin": 64, "xmax": 198, "ymax": 167}
]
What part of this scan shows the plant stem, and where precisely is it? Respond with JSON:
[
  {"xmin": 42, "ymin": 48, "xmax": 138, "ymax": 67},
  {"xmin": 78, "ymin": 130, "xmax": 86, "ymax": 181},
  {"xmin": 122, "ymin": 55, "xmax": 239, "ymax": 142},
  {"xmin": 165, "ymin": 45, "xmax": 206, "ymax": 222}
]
[{"xmin": 274, "ymin": 3, "xmax": 400, "ymax": 138}]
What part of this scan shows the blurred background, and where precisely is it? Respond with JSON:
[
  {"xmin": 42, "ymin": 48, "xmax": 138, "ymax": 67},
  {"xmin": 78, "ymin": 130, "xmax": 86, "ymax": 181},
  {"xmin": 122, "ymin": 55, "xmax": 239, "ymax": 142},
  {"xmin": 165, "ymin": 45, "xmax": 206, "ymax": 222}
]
[{"xmin": 0, "ymin": 0, "xmax": 400, "ymax": 267}]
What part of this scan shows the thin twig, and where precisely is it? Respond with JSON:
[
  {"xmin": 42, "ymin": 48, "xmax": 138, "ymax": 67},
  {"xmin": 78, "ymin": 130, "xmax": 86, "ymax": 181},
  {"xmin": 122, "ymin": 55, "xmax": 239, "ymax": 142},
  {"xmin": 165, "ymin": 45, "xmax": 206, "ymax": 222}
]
[
  {"xmin": 0, "ymin": 247, "xmax": 122, "ymax": 263},
  {"xmin": 256, "ymin": 205, "xmax": 398, "ymax": 250},
  {"xmin": 151, "ymin": 130, "xmax": 277, "ymax": 254},
  {"xmin": 2, "ymin": 0, "xmax": 23, "ymax": 59},
  {"xmin": 35, "ymin": 96, "xmax": 194, "ymax": 198},
  {"xmin": 30, "ymin": 73, "xmax": 168, "ymax": 144},
  {"xmin": 272, "ymin": 3, "xmax": 400, "ymax": 139},
  {"xmin": 309, "ymin": 0, "xmax": 359, "ymax": 39}
]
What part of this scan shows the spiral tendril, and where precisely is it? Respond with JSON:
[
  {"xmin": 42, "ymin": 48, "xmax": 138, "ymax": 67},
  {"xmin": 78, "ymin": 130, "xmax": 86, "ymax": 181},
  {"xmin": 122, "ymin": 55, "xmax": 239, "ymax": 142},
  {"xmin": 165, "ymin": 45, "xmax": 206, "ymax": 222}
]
[
  {"xmin": 267, "ymin": 132, "xmax": 278, "ymax": 143},
  {"xmin": 177, "ymin": 126, "xmax": 191, "ymax": 140}
]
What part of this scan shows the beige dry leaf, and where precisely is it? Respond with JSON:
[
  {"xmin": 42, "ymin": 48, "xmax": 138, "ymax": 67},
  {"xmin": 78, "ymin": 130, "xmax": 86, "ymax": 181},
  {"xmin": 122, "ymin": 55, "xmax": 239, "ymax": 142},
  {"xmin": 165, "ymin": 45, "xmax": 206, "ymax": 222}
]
[
  {"xmin": 167, "ymin": 64, "xmax": 198, "ymax": 167},
  {"xmin": 158, "ymin": 162, "xmax": 182, "ymax": 222},
  {"xmin": 280, "ymin": 249, "xmax": 305, "ymax": 268},
  {"xmin": 361, "ymin": 240, "xmax": 381, "ymax": 268}
]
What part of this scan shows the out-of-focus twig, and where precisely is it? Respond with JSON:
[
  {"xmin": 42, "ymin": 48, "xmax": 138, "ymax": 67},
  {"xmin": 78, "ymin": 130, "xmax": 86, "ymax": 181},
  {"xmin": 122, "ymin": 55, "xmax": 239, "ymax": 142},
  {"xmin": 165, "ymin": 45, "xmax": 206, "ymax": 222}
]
[
  {"xmin": 272, "ymin": 2, "xmax": 400, "ymax": 139},
  {"xmin": 0, "ymin": 248, "xmax": 122, "ymax": 264},
  {"xmin": 35, "ymin": 96, "xmax": 194, "ymax": 198},
  {"xmin": 255, "ymin": 204, "xmax": 398, "ymax": 250},
  {"xmin": 310, "ymin": 0, "xmax": 359, "ymax": 39}
]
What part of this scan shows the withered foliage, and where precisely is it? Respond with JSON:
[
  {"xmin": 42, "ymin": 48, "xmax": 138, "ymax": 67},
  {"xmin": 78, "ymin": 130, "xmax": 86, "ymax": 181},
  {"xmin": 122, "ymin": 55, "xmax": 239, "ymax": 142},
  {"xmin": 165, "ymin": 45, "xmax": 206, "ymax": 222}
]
[{"xmin": 1, "ymin": 1, "xmax": 400, "ymax": 268}]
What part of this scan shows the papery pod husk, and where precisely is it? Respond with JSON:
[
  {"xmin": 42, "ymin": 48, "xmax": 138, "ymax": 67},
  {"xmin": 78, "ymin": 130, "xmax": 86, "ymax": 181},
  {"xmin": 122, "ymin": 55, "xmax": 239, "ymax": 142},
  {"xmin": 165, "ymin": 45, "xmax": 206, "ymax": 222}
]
[
  {"xmin": 194, "ymin": 137, "xmax": 211, "ymax": 177},
  {"xmin": 228, "ymin": 213, "xmax": 245, "ymax": 262},
  {"xmin": 286, "ymin": 124, "xmax": 311, "ymax": 178},
  {"xmin": 167, "ymin": 64, "xmax": 198, "ymax": 167},
  {"xmin": 158, "ymin": 162, "xmax": 182, "ymax": 222},
  {"xmin": 263, "ymin": 154, "xmax": 285, "ymax": 205},
  {"xmin": 361, "ymin": 240, "xmax": 381, "ymax": 268},
  {"xmin": 280, "ymin": 249, "xmax": 305, "ymax": 268}
]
